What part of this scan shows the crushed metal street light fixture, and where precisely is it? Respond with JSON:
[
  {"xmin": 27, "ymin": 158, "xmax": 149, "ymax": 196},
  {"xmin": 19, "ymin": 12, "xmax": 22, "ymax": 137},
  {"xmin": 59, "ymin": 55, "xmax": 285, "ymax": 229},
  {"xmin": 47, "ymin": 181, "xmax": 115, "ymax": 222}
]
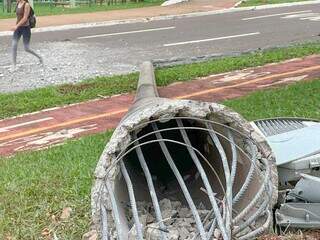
[{"xmin": 251, "ymin": 118, "xmax": 320, "ymax": 231}]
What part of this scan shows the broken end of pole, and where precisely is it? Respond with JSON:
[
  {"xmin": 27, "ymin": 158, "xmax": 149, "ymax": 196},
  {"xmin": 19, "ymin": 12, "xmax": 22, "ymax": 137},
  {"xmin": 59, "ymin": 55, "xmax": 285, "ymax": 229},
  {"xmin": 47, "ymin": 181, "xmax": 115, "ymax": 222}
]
[
  {"xmin": 92, "ymin": 61, "xmax": 278, "ymax": 240},
  {"xmin": 134, "ymin": 61, "xmax": 159, "ymax": 102}
]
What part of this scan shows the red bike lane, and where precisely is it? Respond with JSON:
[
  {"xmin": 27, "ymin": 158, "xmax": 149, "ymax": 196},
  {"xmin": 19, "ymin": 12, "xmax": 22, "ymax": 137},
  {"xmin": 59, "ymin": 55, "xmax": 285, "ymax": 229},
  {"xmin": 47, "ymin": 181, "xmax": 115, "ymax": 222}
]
[{"xmin": 0, "ymin": 55, "xmax": 319, "ymax": 156}]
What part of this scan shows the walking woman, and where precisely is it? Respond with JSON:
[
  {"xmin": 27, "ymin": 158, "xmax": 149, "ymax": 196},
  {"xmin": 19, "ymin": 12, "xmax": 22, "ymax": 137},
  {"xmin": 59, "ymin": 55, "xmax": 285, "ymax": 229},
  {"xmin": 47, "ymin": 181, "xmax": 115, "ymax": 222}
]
[{"xmin": 12, "ymin": 0, "xmax": 42, "ymax": 69}]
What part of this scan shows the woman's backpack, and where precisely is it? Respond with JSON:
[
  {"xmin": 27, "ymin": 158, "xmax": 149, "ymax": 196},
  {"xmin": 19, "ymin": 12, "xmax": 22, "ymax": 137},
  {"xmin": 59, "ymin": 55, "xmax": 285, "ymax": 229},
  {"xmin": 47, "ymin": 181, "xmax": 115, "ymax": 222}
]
[{"xmin": 28, "ymin": 6, "xmax": 36, "ymax": 28}]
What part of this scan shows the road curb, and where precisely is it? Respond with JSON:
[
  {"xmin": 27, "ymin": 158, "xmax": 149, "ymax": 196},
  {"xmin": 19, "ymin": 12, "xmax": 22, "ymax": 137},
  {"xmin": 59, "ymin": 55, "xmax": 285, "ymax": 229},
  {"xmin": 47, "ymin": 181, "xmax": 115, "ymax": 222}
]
[
  {"xmin": 161, "ymin": 0, "xmax": 189, "ymax": 6},
  {"xmin": 237, "ymin": 0, "xmax": 320, "ymax": 8},
  {"xmin": 153, "ymin": 41, "xmax": 319, "ymax": 68},
  {"xmin": 234, "ymin": 0, "xmax": 244, "ymax": 7}
]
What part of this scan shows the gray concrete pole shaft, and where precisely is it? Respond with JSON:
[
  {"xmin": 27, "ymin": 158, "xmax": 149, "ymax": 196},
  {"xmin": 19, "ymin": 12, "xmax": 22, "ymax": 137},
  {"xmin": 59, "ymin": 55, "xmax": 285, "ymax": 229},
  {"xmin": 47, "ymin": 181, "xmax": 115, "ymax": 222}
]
[{"xmin": 134, "ymin": 61, "xmax": 159, "ymax": 103}]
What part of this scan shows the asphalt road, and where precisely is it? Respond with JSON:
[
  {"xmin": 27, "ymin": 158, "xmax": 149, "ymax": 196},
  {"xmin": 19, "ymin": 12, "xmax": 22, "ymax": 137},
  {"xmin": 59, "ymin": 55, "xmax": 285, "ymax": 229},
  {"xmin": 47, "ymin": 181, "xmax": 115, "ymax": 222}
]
[
  {"xmin": 0, "ymin": 2, "xmax": 320, "ymax": 92},
  {"xmin": 18, "ymin": 3, "xmax": 320, "ymax": 57}
]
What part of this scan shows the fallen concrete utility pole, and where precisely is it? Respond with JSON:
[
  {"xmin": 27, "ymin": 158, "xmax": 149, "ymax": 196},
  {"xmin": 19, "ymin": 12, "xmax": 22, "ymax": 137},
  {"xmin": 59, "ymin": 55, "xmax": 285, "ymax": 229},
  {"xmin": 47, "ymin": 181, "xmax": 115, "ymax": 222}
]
[{"xmin": 91, "ymin": 62, "xmax": 277, "ymax": 239}]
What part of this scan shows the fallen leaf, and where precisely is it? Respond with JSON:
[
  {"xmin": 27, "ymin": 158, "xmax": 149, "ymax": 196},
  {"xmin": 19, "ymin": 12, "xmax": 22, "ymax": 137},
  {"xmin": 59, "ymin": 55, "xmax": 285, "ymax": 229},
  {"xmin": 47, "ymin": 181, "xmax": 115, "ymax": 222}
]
[
  {"xmin": 51, "ymin": 214, "xmax": 57, "ymax": 223},
  {"xmin": 41, "ymin": 228, "xmax": 50, "ymax": 236},
  {"xmin": 60, "ymin": 207, "xmax": 72, "ymax": 220},
  {"xmin": 82, "ymin": 230, "xmax": 98, "ymax": 240},
  {"xmin": 4, "ymin": 234, "xmax": 13, "ymax": 240},
  {"xmin": 41, "ymin": 228, "xmax": 52, "ymax": 240}
]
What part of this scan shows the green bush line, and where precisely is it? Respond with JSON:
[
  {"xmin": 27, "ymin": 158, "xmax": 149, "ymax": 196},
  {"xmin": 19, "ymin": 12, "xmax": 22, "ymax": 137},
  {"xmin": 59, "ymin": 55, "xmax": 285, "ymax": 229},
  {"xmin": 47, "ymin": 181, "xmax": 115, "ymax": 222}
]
[
  {"xmin": 239, "ymin": 0, "xmax": 308, "ymax": 7},
  {"xmin": 0, "ymin": 0, "xmax": 164, "ymax": 19}
]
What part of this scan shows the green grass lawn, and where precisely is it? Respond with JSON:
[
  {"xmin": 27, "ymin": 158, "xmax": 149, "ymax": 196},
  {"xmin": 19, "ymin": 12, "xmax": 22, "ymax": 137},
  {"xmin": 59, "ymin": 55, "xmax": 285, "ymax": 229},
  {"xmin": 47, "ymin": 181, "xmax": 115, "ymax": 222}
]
[
  {"xmin": 0, "ymin": 0, "xmax": 163, "ymax": 19},
  {"xmin": 0, "ymin": 41, "xmax": 320, "ymax": 120},
  {"xmin": 224, "ymin": 79, "xmax": 320, "ymax": 120},
  {"xmin": 0, "ymin": 79, "xmax": 319, "ymax": 239},
  {"xmin": 0, "ymin": 131, "xmax": 113, "ymax": 239},
  {"xmin": 239, "ymin": 0, "xmax": 309, "ymax": 7}
]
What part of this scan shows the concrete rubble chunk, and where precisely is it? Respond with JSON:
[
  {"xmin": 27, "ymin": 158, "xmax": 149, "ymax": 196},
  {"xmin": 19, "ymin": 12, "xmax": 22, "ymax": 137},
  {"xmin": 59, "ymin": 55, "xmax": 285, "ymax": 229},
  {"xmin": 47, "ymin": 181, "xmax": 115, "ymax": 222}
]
[
  {"xmin": 178, "ymin": 207, "xmax": 190, "ymax": 218},
  {"xmin": 179, "ymin": 227, "xmax": 190, "ymax": 239},
  {"xmin": 214, "ymin": 229, "xmax": 221, "ymax": 239},
  {"xmin": 124, "ymin": 199, "xmax": 216, "ymax": 239},
  {"xmin": 160, "ymin": 198, "xmax": 173, "ymax": 212}
]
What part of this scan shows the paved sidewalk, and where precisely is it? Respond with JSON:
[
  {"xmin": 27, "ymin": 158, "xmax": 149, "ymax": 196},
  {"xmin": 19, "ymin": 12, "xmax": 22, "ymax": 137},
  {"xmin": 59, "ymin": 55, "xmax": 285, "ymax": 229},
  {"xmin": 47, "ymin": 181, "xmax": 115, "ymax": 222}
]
[
  {"xmin": 0, "ymin": 0, "xmax": 237, "ymax": 31},
  {"xmin": 0, "ymin": 55, "xmax": 319, "ymax": 156}
]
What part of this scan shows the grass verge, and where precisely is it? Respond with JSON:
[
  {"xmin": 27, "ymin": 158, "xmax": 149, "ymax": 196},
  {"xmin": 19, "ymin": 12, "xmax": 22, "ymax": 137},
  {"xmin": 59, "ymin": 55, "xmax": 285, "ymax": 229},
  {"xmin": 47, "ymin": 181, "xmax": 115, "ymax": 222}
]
[
  {"xmin": 239, "ymin": 0, "xmax": 309, "ymax": 7},
  {"xmin": 1, "ymin": 41, "xmax": 320, "ymax": 120},
  {"xmin": 0, "ymin": 131, "xmax": 113, "ymax": 239},
  {"xmin": 0, "ymin": 79, "xmax": 319, "ymax": 239},
  {"xmin": 0, "ymin": 0, "xmax": 163, "ymax": 19},
  {"xmin": 224, "ymin": 79, "xmax": 320, "ymax": 120}
]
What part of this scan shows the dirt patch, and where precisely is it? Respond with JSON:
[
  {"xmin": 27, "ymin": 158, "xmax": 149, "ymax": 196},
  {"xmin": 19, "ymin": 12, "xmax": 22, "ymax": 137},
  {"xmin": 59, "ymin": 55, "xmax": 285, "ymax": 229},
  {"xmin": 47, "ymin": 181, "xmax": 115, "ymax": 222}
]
[
  {"xmin": 58, "ymin": 82, "xmax": 97, "ymax": 95},
  {"xmin": 260, "ymin": 230, "xmax": 320, "ymax": 240}
]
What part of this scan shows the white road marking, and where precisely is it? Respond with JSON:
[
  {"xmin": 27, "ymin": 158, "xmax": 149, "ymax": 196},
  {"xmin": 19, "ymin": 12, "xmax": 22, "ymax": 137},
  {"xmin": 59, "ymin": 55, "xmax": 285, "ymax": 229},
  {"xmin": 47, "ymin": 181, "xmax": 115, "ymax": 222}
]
[
  {"xmin": 241, "ymin": 10, "xmax": 312, "ymax": 20},
  {"xmin": 300, "ymin": 15, "xmax": 320, "ymax": 21},
  {"xmin": 257, "ymin": 74, "xmax": 308, "ymax": 88},
  {"xmin": 0, "ymin": 117, "xmax": 53, "ymax": 133},
  {"xmin": 220, "ymin": 70, "xmax": 271, "ymax": 83},
  {"xmin": 308, "ymin": 16, "xmax": 320, "ymax": 21},
  {"xmin": 280, "ymin": 12, "xmax": 320, "ymax": 21},
  {"xmin": 163, "ymin": 32, "xmax": 260, "ymax": 47},
  {"xmin": 77, "ymin": 26, "xmax": 176, "ymax": 39},
  {"xmin": 0, "ymin": 124, "xmax": 97, "ymax": 148},
  {"xmin": 281, "ymin": 12, "xmax": 319, "ymax": 18},
  {"xmin": 9, "ymin": 124, "xmax": 98, "ymax": 152}
]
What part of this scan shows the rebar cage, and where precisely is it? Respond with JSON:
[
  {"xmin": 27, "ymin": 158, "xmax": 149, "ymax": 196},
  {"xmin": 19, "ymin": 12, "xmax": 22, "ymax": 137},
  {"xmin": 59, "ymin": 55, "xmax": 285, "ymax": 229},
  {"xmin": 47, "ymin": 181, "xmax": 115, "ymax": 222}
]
[{"xmin": 96, "ymin": 115, "xmax": 273, "ymax": 240}]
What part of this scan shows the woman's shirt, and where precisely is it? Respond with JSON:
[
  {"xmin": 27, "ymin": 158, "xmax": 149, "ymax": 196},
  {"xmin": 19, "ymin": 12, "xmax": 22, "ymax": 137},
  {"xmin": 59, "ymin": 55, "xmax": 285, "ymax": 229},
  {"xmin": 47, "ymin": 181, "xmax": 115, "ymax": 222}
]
[{"xmin": 16, "ymin": 3, "xmax": 30, "ymax": 27}]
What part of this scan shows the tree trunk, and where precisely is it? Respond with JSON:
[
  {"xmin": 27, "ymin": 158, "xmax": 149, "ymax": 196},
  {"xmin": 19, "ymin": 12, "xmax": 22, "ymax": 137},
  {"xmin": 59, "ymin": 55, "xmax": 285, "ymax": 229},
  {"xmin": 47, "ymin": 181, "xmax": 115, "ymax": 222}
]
[{"xmin": 4, "ymin": 0, "xmax": 12, "ymax": 13}]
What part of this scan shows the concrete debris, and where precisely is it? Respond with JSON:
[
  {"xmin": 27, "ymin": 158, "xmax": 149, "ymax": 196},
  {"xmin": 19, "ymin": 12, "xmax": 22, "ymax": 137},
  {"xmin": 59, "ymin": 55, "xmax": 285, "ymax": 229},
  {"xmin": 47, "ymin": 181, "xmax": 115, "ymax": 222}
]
[
  {"xmin": 125, "ymin": 199, "xmax": 213, "ymax": 240},
  {"xmin": 214, "ymin": 229, "xmax": 222, "ymax": 239}
]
